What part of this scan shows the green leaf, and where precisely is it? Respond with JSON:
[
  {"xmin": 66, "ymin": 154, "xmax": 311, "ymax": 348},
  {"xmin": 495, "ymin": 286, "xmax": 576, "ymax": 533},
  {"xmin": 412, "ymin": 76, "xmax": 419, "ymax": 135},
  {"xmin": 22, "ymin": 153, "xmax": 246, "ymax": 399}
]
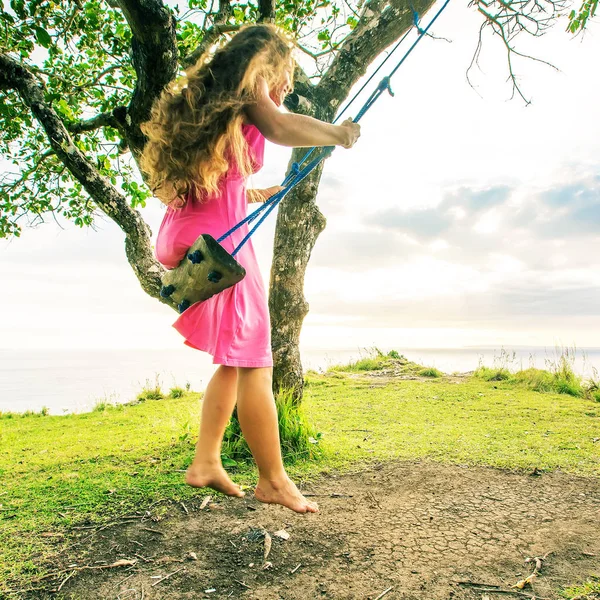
[
  {"xmin": 10, "ymin": 0, "xmax": 26, "ymax": 18},
  {"xmin": 34, "ymin": 26, "xmax": 52, "ymax": 48},
  {"xmin": 220, "ymin": 454, "xmax": 237, "ymax": 467}
]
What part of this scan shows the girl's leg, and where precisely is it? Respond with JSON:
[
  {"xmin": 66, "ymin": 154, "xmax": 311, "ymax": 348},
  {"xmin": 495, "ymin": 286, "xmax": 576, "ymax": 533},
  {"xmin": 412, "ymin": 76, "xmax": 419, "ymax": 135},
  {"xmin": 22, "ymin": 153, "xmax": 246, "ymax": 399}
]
[
  {"xmin": 236, "ymin": 367, "xmax": 318, "ymax": 514},
  {"xmin": 185, "ymin": 365, "xmax": 244, "ymax": 497}
]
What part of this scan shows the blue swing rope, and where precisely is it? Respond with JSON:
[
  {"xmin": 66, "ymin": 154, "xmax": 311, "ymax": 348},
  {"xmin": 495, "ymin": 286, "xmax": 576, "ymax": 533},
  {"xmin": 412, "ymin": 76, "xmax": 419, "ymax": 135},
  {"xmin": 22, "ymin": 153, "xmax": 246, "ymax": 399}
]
[{"xmin": 218, "ymin": 0, "xmax": 452, "ymax": 257}]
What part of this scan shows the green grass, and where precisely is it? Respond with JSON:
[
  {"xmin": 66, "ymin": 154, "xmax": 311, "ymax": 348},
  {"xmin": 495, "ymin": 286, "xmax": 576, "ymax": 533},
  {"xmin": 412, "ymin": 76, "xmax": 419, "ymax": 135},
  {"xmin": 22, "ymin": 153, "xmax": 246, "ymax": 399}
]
[
  {"xmin": 561, "ymin": 575, "xmax": 600, "ymax": 599},
  {"xmin": 419, "ymin": 367, "xmax": 443, "ymax": 378},
  {"xmin": 221, "ymin": 388, "xmax": 323, "ymax": 465},
  {"xmin": 474, "ymin": 366, "xmax": 512, "ymax": 381},
  {"xmin": 309, "ymin": 371, "xmax": 599, "ymax": 475},
  {"xmin": 473, "ymin": 351, "xmax": 597, "ymax": 400},
  {"xmin": 329, "ymin": 347, "xmax": 433, "ymax": 376},
  {"xmin": 1, "ymin": 354, "xmax": 599, "ymax": 594},
  {"xmin": 330, "ymin": 356, "xmax": 388, "ymax": 371},
  {"xmin": 135, "ymin": 375, "xmax": 165, "ymax": 401}
]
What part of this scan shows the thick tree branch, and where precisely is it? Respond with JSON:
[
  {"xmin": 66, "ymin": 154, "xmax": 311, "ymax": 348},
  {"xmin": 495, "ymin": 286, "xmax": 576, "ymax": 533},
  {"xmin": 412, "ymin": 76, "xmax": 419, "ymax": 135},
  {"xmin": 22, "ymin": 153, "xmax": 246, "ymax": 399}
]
[
  {"xmin": 183, "ymin": 23, "xmax": 243, "ymax": 67},
  {"xmin": 316, "ymin": 0, "xmax": 436, "ymax": 113},
  {"xmin": 296, "ymin": 42, "xmax": 342, "ymax": 60},
  {"xmin": 67, "ymin": 110, "xmax": 120, "ymax": 134},
  {"xmin": 257, "ymin": 0, "xmax": 276, "ymax": 22},
  {"xmin": 282, "ymin": 62, "xmax": 317, "ymax": 116},
  {"xmin": 215, "ymin": 0, "xmax": 234, "ymax": 22},
  {"xmin": 114, "ymin": 0, "xmax": 179, "ymax": 158},
  {"xmin": 0, "ymin": 53, "xmax": 174, "ymax": 310},
  {"xmin": 182, "ymin": 0, "xmax": 239, "ymax": 68}
]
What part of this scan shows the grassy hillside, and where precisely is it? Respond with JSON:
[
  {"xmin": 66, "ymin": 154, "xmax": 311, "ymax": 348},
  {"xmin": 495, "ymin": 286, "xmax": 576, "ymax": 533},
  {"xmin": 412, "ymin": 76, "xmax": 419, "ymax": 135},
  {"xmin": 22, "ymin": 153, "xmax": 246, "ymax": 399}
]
[{"xmin": 1, "ymin": 352, "xmax": 599, "ymax": 595}]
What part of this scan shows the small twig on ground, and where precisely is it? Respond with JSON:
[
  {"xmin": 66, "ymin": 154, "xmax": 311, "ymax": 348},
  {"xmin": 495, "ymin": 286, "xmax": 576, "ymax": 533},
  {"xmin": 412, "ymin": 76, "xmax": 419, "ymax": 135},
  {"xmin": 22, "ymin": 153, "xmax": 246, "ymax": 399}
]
[
  {"xmin": 140, "ymin": 527, "xmax": 165, "ymax": 536},
  {"xmin": 133, "ymin": 553, "xmax": 153, "ymax": 563},
  {"xmin": 464, "ymin": 589, "xmax": 548, "ymax": 598},
  {"xmin": 115, "ymin": 572, "xmax": 136, "ymax": 587},
  {"xmin": 55, "ymin": 570, "xmax": 76, "ymax": 592},
  {"xmin": 95, "ymin": 559, "xmax": 137, "ymax": 569},
  {"xmin": 366, "ymin": 491, "xmax": 382, "ymax": 509},
  {"xmin": 180, "ymin": 502, "xmax": 189, "ymax": 514},
  {"xmin": 304, "ymin": 493, "xmax": 353, "ymax": 498},
  {"xmin": 374, "ymin": 586, "xmax": 394, "ymax": 600},
  {"xmin": 457, "ymin": 582, "xmax": 549, "ymax": 598},
  {"xmin": 234, "ymin": 579, "xmax": 251, "ymax": 589},
  {"xmin": 524, "ymin": 551, "xmax": 552, "ymax": 574},
  {"xmin": 263, "ymin": 531, "xmax": 272, "ymax": 561},
  {"xmin": 200, "ymin": 496, "xmax": 212, "ymax": 510},
  {"xmin": 71, "ymin": 520, "xmax": 138, "ymax": 530},
  {"xmin": 290, "ymin": 563, "xmax": 302, "ymax": 574},
  {"xmin": 150, "ymin": 567, "xmax": 185, "ymax": 587}
]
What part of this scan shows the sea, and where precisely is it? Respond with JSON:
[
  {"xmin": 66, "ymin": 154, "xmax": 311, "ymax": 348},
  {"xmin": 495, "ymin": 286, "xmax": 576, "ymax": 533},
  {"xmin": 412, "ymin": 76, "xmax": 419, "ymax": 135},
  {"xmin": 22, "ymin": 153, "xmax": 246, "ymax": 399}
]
[{"xmin": 1, "ymin": 346, "xmax": 599, "ymax": 415}]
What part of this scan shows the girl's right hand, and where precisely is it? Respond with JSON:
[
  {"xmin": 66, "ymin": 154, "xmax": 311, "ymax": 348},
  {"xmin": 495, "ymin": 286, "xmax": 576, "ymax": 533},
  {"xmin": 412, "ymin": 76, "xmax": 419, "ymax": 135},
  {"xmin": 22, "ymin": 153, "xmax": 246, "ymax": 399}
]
[{"xmin": 338, "ymin": 118, "xmax": 361, "ymax": 148}]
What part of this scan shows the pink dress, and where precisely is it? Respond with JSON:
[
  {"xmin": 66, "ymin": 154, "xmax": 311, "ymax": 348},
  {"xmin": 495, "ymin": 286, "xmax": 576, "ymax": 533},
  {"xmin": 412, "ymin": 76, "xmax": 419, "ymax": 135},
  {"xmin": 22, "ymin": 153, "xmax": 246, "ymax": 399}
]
[{"xmin": 154, "ymin": 123, "xmax": 273, "ymax": 368}]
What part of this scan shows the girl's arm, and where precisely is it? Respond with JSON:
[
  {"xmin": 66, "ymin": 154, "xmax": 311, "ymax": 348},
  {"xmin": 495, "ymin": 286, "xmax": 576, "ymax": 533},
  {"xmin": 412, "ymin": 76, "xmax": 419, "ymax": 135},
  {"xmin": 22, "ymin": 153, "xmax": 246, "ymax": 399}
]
[
  {"xmin": 245, "ymin": 78, "xmax": 360, "ymax": 149},
  {"xmin": 247, "ymin": 186, "xmax": 284, "ymax": 203}
]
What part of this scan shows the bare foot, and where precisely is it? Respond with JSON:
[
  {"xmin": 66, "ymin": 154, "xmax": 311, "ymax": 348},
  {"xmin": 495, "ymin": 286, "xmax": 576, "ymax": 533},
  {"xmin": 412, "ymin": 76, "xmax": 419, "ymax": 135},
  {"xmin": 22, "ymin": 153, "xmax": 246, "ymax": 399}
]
[
  {"xmin": 185, "ymin": 463, "xmax": 245, "ymax": 497},
  {"xmin": 254, "ymin": 476, "xmax": 319, "ymax": 513}
]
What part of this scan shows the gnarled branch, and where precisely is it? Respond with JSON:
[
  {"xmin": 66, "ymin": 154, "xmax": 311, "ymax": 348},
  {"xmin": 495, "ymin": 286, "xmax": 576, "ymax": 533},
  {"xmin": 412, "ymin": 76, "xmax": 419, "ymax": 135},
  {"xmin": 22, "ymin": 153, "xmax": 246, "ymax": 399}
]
[
  {"xmin": 114, "ymin": 0, "xmax": 179, "ymax": 158},
  {"xmin": 469, "ymin": 0, "xmax": 566, "ymax": 103},
  {"xmin": 183, "ymin": 23, "xmax": 243, "ymax": 67},
  {"xmin": 67, "ymin": 110, "xmax": 120, "ymax": 134},
  {"xmin": 317, "ymin": 0, "xmax": 436, "ymax": 113},
  {"xmin": 258, "ymin": 0, "xmax": 276, "ymax": 22},
  {"xmin": 0, "ymin": 53, "xmax": 174, "ymax": 310}
]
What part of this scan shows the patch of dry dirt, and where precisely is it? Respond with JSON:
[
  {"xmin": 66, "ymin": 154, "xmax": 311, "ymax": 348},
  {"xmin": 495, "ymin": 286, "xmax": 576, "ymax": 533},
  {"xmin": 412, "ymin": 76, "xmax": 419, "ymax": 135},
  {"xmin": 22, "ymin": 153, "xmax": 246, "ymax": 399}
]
[{"xmin": 45, "ymin": 461, "xmax": 600, "ymax": 599}]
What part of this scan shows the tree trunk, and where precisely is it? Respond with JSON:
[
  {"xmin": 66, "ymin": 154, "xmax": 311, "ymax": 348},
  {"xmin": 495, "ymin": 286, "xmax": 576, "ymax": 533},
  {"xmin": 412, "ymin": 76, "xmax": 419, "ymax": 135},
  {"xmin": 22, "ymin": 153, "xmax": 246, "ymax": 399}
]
[
  {"xmin": 269, "ymin": 146, "xmax": 328, "ymax": 402},
  {"xmin": 268, "ymin": 0, "xmax": 438, "ymax": 402}
]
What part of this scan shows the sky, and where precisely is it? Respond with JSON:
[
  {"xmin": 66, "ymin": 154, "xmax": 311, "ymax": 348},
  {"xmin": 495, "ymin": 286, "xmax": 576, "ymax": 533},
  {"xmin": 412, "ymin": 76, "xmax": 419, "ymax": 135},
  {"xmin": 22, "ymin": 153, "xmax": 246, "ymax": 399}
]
[{"xmin": 1, "ymin": 1, "xmax": 599, "ymax": 354}]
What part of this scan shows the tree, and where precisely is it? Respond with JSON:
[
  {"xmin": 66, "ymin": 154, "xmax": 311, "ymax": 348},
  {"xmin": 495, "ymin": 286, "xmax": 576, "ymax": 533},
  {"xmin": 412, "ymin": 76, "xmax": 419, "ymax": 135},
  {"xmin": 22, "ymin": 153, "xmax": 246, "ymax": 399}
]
[{"xmin": 0, "ymin": 0, "xmax": 579, "ymax": 401}]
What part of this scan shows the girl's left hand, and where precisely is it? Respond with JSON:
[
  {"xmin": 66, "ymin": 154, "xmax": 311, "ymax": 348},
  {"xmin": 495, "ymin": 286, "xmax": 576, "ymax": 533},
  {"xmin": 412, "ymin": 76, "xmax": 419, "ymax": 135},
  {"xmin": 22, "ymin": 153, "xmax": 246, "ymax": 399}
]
[{"xmin": 248, "ymin": 186, "xmax": 285, "ymax": 203}]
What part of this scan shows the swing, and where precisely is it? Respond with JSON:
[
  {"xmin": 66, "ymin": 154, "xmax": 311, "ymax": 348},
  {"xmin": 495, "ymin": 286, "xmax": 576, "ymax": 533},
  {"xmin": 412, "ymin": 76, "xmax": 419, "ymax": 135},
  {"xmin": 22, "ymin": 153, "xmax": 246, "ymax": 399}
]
[
  {"xmin": 159, "ymin": 234, "xmax": 246, "ymax": 312},
  {"xmin": 159, "ymin": 0, "xmax": 451, "ymax": 313}
]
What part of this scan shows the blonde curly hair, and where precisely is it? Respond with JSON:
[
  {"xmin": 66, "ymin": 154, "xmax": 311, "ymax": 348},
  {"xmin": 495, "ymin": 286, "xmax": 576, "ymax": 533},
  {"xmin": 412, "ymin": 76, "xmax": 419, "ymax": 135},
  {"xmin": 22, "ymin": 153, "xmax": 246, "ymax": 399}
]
[{"xmin": 140, "ymin": 23, "xmax": 295, "ymax": 209}]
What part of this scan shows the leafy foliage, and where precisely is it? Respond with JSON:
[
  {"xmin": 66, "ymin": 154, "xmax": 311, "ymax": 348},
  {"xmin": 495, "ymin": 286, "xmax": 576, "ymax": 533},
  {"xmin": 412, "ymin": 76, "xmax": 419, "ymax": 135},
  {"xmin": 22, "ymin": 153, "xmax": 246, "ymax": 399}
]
[
  {"xmin": 0, "ymin": 0, "xmax": 145, "ymax": 235},
  {"xmin": 567, "ymin": 0, "xmax": 598, "ymax": 32},
  {"xmin": 0, "ymin": 0, "xmax": 363, "ymax": 238}
]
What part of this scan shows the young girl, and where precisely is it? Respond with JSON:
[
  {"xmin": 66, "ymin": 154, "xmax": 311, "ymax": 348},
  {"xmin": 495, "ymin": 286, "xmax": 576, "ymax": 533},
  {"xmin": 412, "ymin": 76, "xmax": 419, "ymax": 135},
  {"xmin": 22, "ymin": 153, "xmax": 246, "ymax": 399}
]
[{"xmin": 140, "ymin": 23, "xmax": 360, "ymax": 514}]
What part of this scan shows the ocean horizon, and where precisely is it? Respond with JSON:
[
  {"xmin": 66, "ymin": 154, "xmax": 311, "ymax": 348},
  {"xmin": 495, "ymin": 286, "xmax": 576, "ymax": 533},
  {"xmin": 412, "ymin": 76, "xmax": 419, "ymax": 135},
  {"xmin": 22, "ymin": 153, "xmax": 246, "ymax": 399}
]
[{"xmin": 1, "ymin": 345, "xmax": 598, "ymax": 415}]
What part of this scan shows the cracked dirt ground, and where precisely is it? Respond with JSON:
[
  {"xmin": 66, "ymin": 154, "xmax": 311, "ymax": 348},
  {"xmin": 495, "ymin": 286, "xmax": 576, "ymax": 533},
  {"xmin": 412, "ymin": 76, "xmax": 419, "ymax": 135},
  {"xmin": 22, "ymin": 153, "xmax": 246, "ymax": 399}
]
[{"xmin": 51, "ymin": 461, "xmax": 599, "ymax": 600}]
